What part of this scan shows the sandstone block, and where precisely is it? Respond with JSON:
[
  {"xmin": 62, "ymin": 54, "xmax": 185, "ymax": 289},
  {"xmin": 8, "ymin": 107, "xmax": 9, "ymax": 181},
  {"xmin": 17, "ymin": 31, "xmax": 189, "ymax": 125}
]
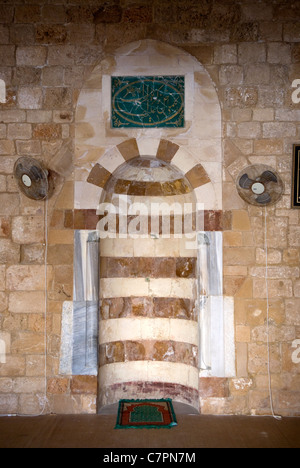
[
  {"xmin": 6, "ymin": 265, "xmax": 46, "ymax": 291},
  {"xmin": 20, "ymin": 244, "xmax": 45, "ymax": 264},
  {"xmin": 13, "ymin": 377, "xmax": 45, "ymax": 394},
  {"xmin": 277, "ymin": 391, "xmax": 300, "ymax": 414},
  {"xmin": 15, "ymin": 5, "xmax": 41, "ymax": 23},
  {"xmin": 252, "ymin": 324, "xmax": 295, "ymax": 343},
  {"xmin": 0, "ymin": 5, "xmax": 14, "ymax": 24},
  {"xmin": 19, "ymin": 394, "xmax": 46, "ymax": 416},
  {"xmin": 13, "ymin": 67, "xmax": 41, "ymax": 87},
  {"xmin": 248, "ymin": 342, "xmax": 281, "ymax": 373},
  {"xmin": 260, "ymin": 22, "xmax": 282, "ymax": 42},
  {"xmin": 47, "ymin": 46, "xmax": 75, "ymax": 66},
  {"xmin": 214, "ymin": 45, "xmax": 237, "ymax": 64},
  {"xmin": 0, "ymin": 140, "xmax": 15, "ymax": 155},
  {"xmin": 199, "ymin": 378, "xmax": 229, "ymax": 398},
  {"xmin": 43, "ymin": 87, "xmax": 73, "ymax": 110},
  {"xmin": 16, "ymin": 46, "xmax": 47, "ymax": 67},
  {"xmin": 10, "ymin": 24, "xmax": 35, "ymax": 45},
  {"xmin": 80, "ymin": 394, "xmax": 96, "ymax": 414},
  {"xmin": 230, "ymin": 378, "xmax": 253, "ymax": 395},
  {"xmin": 237, "ymin": 122, "xmax": 261, "ymax": 139},
  {"xmin": 16, "ymin": 140, "xmax": 41, "ymax": 156},
  {"xmin": 42, "ymin": 67, "xmax": 64, "ymax": 87},
  {"xmin": 267, "ymin": 217, "xmax": 288, "ymax": 249},
  {"xmin": 0, "ymin": 265, "xmax": 5, "ymax": 289},
  {"xmin": 126, "ymin": 341, "xmax": 146, "ymax": 362},
  {"xmin": 123, "ymin": 5, "xmax": 152, "ymax": 23},
  {"xmin": 220, "ymin": 65, "xmax": 243, "ymax": 85},
  {"xmin": 33, "ymin": 123, "xmax": 62, "ymax": 141},
  {"xmin": 47, "ymin": 377, "xmax": 69, "ymax": 394},
  {"xmin": 41, "ymin": 5, "xmax": 66, "ymax": 24},
  {"xmin": 230, "ymin": 22, "xmax": 259, "ymax": 42},
  {"xmin": 268, "ymin": 43, "xmax": 291, "ymax": 64},
  {"xmin": 225, "ymin": 86, "xmax": 258, "ymax": 107},
  {"xmin": 9, "ymin": 291, "xmax": 45, "ymax": 314},
  {"xmin": 0, "ymin": 355, "xmax": 25, "ymax": 377},
  {"xmin": 232, "ymin": 210, "xmax": 251, "ymax": 231},
  {"xmin": 253, "ymin": 278, "xmax": 293, "ymax": 298},
  {"xmin": 224, "ymin": 247, "xmax": 255, "ymax": 265},
  {"xmin": 0, "ymin": 394, "xmax": 18, "ymax": 414},
  {"xmin": 0, "ymin": 45, "xmax": 15, "ymax": 66},
  {"xmin": 248, "ymin": 389, "xmax": 274, "ymax": 415},
  {"xmin": 288, "ymin": 225, "xmax": 300, "ymax": 247},
  {"xmin": 25, "ymin": 355, "xmax": 45, "ymax": 377},
  {"xmin": 12, "ymin": 216, "xmax": 44, "ymax": 244},
  {"xmin": 263, "ymin": 122, "xmax": 296, "ymax": 138},
  {"xmin": 236, "ymin": 342, "xmax": 248, "ymax": 377},
  {"xmin": 7, "ymin": 123, "xmax": 32, "ymax": 140},
  {"xmin": 18, "ymin": 87, "xmax": 43, "ymax": 110},
  {"xmin": 0, "ymin": 292, "xmax": 8, "ymax": 312},
  {"xmin": 250, "ymin": 266, "xmax": 299, "ymax": 279},
  {"xmin": 0, "ymin": 126, "xmax": 6, "ymax": 141},
  {"xmin": 47, "ymin": 244, "xmax": 73, "ymax": 265},
  {"xmin": 236, "ymin": 325, "xmax": 251, "ymax": 342},
  {"xmin": 254, "ymin": 139, "xmax": 282, "ymax": 155},
  {"xmin": 252, "ymin": 109, "xmax": 274, "ymax": 122},
  {"xmin": 244, "ymin": 64, "xmax": 270, "ymax": 85},
  {"xmin": 284, "ymin": 22, "xmax": 300, "ymax": 42},
  {"xmin": 36, "ymin": 24, "xmax": 67, "ymax": 45},
  {"xmin": 285, "ymin": 299, "xmax": 300, "ymax": 326},
  {"xmin": 11, "ymin": 332, "xmax": 45, "ymax": 354},
  {"xmin": 67, "ymin": 24, "xmax": 95, "ymax": 44},
  {"xmin": 256, "ymin": 248, "xmax": 281, "ymax": 265},
  {"xmin": 241, "ymin": 3, "xmax": 273, "ymax": 21},
  {"xmin": 0, "ymin": 194, "xmax": 19, "ymax": 216},
  {"xmin": 27, "ymin": 314, "xmax": 45, "ymax": 333},
  {"xmin": 70, "ymin": 376, "xmax": 97, "ymax": 394},
  {"xmin": 0, "ymin": 24, "xmax": 8, "ymax": 44},
  {"xmin": 0, "ymin": 239, "xmax": 20, "ymax": 264},
  {"xmin": 223, "ymin": 231, "xmax": 243, "ymax": 247},
  {"xmin": 0, "ymin": 378, "xmax": 13, "ymax": 393},
  {"xmin": 238, "ymin": 43, "xmax": 266, "ymax": 64},
  {"xmin": 0, "ymin": 110, "xmax": 26, "ymax": 123},
  {"xmin": 93, "ymin": 5, "xmax": 122, "ymax": 24}
]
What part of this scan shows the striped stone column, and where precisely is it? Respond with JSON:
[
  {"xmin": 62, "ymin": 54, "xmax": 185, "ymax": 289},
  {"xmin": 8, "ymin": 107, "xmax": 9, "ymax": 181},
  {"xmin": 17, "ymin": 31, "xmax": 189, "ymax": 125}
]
[{"xmin": 97, "ymin": 156, "xmax": 200, "ymax": 410}]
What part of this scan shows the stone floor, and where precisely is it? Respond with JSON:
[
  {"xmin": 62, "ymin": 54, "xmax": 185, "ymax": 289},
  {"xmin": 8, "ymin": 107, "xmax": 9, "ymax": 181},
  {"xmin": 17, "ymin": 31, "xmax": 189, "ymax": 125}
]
[{"xmin": 0, "ymin": 403, "xmax": 299, "ymax": 448}]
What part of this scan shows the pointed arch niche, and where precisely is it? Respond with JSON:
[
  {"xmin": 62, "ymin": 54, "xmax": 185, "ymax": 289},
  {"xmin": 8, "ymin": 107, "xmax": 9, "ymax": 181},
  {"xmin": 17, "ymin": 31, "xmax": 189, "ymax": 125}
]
[{"xmin": 57, "ymin": 39, "xmax": 235, "ymax": 413}]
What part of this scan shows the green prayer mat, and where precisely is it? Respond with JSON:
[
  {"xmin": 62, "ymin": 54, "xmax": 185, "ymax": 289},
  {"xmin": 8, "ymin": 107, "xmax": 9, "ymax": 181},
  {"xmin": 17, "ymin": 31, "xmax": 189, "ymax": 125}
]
[{"xmin": 115, "ymin": 399, "xmax": 178, "ymax": 429}]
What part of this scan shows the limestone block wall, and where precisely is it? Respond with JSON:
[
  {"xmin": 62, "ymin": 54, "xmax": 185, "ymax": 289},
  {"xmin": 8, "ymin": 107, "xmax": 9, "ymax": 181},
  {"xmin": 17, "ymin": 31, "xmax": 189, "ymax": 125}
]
[{"xmin": 0, "ymin": 0, "xmax": 299, "ymax": 417}]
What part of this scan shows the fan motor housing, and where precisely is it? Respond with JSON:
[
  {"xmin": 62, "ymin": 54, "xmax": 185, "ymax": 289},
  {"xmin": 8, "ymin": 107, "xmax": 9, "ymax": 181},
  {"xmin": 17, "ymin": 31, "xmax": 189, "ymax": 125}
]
[{"xmin": 251, "ymin": 182, "xmax": 265, "ymax": 195}]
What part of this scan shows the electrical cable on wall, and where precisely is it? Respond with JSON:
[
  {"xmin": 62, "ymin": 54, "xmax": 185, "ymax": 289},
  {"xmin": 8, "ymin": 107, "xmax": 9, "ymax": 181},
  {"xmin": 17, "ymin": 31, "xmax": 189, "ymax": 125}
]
[{"xmin": 264, "ymin": 206, "xmax": 282, "ymax": 421}]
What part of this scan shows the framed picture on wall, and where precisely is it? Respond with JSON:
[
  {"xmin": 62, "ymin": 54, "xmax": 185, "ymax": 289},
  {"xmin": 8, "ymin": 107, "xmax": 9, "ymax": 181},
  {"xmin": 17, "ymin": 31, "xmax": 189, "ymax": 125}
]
[{"xmin": 292, "ymin": 144, "xmax": 300, "ymax": 209}]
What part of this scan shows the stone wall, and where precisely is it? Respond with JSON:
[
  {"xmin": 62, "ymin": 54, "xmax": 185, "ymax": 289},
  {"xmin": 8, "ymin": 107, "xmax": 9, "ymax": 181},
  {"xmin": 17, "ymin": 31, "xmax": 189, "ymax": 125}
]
[{"xmin": 0, "ymin": 0, "xmax": 299, "ymax": 416}]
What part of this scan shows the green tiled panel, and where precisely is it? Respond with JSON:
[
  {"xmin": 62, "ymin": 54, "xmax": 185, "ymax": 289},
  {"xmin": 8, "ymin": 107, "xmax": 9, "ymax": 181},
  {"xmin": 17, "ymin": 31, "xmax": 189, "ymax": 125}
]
[{"xmin": 111, "ymin": 76, "xmax": 185, "ymax": 128}]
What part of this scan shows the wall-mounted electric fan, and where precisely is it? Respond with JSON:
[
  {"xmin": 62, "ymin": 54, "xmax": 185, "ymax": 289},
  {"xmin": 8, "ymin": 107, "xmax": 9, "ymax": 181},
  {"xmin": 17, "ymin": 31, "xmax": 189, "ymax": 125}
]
[
  {"xmin": 236, "ymin": 164, "xmax": 284, "ymax": 207},
  {"xmin": 14, "ymin": 157, "xmax": 54, "ymax": 201}
]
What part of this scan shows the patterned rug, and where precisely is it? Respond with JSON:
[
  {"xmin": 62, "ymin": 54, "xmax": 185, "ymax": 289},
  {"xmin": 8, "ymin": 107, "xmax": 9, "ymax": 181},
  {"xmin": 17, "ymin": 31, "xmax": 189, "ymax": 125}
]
[{"xmin": 115, "ymin": 399, "xmax": 178, "ymax": 429}]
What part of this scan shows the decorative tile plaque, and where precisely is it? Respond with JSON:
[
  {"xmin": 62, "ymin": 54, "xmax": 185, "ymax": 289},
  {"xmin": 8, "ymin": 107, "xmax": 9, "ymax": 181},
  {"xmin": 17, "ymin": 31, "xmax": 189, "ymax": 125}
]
[
  {"xmin": 111, "ymin": 76, "xmax": 185, "ymax": 128},
  {"xmin": 292, "ymin": 144, "xmax": 300, "ymax": 208}
]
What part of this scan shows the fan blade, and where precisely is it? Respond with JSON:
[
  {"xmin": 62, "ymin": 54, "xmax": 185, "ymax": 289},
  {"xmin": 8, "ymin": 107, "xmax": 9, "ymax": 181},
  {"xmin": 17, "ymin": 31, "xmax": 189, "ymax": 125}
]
[
  {"xmin": 30, "ymin": 165, "xmax": 43, "ymax": 181},
  {"xmin": 259, "ymin": 170, "xmax": 278, "ymax": 184},
  {"xmin": 256, "ymin": 193, "xmax": 271, "ymax": 205},
  {"xmin": 239, "ymin": 173, "xmax": 254, "ymax": 189}
]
